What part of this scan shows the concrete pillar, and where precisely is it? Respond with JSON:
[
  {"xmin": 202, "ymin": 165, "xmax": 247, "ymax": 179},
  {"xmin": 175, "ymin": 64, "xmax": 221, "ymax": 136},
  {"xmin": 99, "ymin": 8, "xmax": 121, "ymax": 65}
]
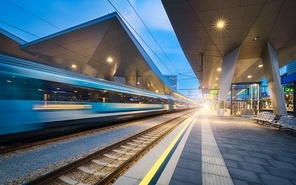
[
  {"xmin": 218, "ymin": 46, "xmax": 241, "ymax": 115},
  {"xmin": 262, "ymin": 42, "xmax": 287, "ymax": 115}
]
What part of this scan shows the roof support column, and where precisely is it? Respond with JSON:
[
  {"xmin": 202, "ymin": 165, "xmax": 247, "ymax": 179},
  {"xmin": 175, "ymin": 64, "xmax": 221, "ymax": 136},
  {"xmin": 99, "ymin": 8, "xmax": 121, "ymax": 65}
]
[
  {"xmin": 217, "ymin": 46, "xmax": 241, "ymax": 115},
  {"xmin": 262, "ymin": 42, "xmax": 287, "ymax": 115}
]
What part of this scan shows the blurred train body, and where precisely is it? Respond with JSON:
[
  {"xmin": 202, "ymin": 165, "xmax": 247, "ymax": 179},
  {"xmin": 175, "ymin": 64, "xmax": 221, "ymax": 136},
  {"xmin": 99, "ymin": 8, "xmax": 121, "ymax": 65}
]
[{"xmin": 0, "ymin": 54, "xmax": 197, "ymax": 137}]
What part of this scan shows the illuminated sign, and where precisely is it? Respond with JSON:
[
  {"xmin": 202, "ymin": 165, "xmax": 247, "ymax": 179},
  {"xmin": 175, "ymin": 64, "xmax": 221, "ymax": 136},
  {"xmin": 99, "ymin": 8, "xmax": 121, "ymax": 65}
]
[
  {"xmin": 202, "ymin": 89, "xmax": 219, "ymax": 94},
  {"xmin": 284, "ymin": 87, "xmax": 293, "ymax": 92},
  {"xmin": 210, "ymin": 89, "xmax": 218, "ymax": 94}
]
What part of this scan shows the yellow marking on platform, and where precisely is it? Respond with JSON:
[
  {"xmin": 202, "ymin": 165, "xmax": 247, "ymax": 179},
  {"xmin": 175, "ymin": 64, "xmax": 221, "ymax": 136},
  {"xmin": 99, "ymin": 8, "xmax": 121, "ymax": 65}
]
[{"xmin": 139, "ymin": 117, "xmax": 194, "ymax": 185}]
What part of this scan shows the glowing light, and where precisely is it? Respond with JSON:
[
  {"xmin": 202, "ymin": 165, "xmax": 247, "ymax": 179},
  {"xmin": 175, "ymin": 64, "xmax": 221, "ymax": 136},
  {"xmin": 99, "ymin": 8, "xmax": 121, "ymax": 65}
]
[
  {"xmin": 253, "ymin": 36, "xmax": 260, "ymax": 41},
  {"xmin": 71, "ymin": 64, "xmax": 77, "ymax": 69},
  {"xmin": 33, "ymin": 104, "xmax": 92, "ymax": 110},
  {"xmin": 107, "ymin": 57, "xmax": 113, "ymax": 63},
  {"xmin": 215, "ymin": 77, "xmax": 219, "ymax": 80},
  {"xmin": 248, "ymin": 75, "xmax": 252, "ymax": 78},
  {"xmin": 213, "ymin": 17, "xmax": 229, "ymax": 31},
  {"xmin": 217, "ymin": 68, "xmax": 222, "ymax": 71},
  {"xmin": 258, "ymin": 64, "xmax": 263, "ymax": 68},
  {"xmin": 216, "ymin": 20, "xmax": 225, "ymax": 29}
]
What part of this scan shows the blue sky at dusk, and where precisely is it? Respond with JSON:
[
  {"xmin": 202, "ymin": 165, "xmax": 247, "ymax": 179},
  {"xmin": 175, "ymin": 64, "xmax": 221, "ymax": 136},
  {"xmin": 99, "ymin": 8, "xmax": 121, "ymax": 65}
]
[{"xmin": 0, "ymin": 0, "xmax": 201, "ymax": 98}]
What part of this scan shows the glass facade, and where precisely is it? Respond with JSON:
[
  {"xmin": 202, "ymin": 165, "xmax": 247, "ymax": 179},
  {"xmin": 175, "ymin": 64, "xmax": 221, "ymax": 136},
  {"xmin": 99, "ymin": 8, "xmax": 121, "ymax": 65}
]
[{"xmin": 226, "ymin": 83, "xmax": 260, "ymax": 116}]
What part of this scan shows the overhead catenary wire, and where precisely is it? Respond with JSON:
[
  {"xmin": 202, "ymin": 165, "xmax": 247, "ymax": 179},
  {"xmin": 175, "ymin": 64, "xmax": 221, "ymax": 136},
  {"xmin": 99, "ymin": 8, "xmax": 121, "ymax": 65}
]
[
  {"xmin": 1, "ymin": 1, "xmax": 175, "ymax": 89},
  {"xmin": 107, "ymin": 0, "xmax": 175, "ymax": 76},
  {"xmin": 0, "ymin": 20, "xmax": 40, "ymax": 39},
  {"xmin": 126, "ymin": 0, "xmax": 179, "ymax": 73},
  {"xmin": 2, "ymin": 0, "xmax": 197, "ymax": 94},
  {"xmin": 5, "ymin": 0, "xmax": 62, "ymax": 31},
  {"xmin": 0, "ymin": 1, "xmax": 133, "ymax": 76},
  {"xmin": 108, "ymin": 0, "xmax": 196, "ymax": 90},
  {"xmin": 3, "ymin": 0, "xmax": 180, "ymax": 78},
  {"xmin": 0, "ymin": 20, "xmax": 129, "ymax": 76},
  {"xmin": 125, "ymin": 0, "xmax": 197, "ymax": 89}
]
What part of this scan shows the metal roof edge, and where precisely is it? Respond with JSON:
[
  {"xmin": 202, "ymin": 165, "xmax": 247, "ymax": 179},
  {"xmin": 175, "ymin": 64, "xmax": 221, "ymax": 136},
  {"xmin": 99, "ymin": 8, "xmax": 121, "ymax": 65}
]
[
  {"xmin": 0, "ymin": 28, "xmax": 27, "ymax": 45},
  {"xmin": 114, "ymin": 14, "xmax": 177, "ymax": 95},
  {"xmin": 20, "ymin": 12, "xmax": 118, "ymax": 49}
]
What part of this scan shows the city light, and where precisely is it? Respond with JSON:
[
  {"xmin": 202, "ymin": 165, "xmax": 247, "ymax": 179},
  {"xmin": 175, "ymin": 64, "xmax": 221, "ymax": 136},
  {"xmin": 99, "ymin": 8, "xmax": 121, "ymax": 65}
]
[
  {"xmin": 213, "ymin": 16, "xmax": 229, "ymax": 31},
  {"xmin": 107, "ymin": 57, "xmax": 113, "ymax": 63},
  {"xmin": 216, "ymin": 20, "xmax": 225, "ymax": 29}
]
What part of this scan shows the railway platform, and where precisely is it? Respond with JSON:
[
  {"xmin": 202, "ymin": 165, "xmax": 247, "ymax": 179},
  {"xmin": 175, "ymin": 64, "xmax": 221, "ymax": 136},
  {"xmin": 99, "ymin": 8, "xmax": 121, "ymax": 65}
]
[{"xmin": 114, "ymin": 107, "xmax": 296, "ymax": 185}]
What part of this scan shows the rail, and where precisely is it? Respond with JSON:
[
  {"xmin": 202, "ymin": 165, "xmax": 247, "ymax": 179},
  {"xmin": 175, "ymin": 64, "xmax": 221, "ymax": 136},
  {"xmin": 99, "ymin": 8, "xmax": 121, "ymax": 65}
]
[{"xmin": 25, "ymin": 112, "xmax": 192, "ymax": 184}]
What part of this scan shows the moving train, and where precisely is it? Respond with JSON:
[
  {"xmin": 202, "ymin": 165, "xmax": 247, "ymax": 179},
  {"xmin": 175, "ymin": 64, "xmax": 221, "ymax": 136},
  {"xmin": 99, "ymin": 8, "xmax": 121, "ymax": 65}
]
[{"xmin": 0, "ymin": 54, "xmax": 197, "ymax": 137}]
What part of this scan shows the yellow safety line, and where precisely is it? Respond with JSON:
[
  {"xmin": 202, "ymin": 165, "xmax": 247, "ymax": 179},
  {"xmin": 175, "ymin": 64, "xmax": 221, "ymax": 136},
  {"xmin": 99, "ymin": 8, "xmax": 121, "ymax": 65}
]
[{"xmin": 139, "ymin": 116, "xmax": 194, "ymax": 185}]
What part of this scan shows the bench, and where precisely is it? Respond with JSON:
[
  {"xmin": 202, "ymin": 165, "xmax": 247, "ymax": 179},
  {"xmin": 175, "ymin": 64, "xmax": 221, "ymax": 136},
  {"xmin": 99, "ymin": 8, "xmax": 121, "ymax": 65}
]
[
  {"xmin": 270, "ymin": 116, "xmax": 296, "ymax": 135},
  {"xmin": 250, "ymin": 111, "xmax": 267, "ymax": 119},
  {"xmin": 253, "ymin": 112, "xmax": 278, "ymax": 125},
  {"xmin": 250, "ymin": 112, "xmax": 296, "ymax": 135}
]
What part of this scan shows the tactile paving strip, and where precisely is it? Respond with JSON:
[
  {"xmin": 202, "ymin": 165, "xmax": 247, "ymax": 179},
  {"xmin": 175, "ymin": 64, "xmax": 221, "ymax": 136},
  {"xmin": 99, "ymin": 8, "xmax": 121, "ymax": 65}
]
[{"xmin": 202, "ymin": 116, "xmax": 233, "ymax": 185}]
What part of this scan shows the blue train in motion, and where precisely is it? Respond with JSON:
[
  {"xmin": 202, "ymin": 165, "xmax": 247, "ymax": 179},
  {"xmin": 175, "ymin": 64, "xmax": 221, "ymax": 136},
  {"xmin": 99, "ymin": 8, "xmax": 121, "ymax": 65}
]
[{"xmin": 0, "ymin": 54, "xmax": 197, "ymax": 137}]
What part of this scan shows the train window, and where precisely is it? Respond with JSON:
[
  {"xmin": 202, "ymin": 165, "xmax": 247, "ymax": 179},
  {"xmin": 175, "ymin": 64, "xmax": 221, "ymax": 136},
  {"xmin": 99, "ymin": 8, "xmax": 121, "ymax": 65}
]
[
  {"xmin": 0, "ymin": 74, "xmax": 44, "ymax": 100},
  {"xmin": 0, "ymin": 73, "xmax": 171, "ymax": 104}
]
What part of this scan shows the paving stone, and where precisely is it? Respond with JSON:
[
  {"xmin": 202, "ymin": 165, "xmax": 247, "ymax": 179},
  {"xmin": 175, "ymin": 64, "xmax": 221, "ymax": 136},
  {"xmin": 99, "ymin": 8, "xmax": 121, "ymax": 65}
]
[
  {"xmin": 178, "ymin": 158, "xmax": 201, "ymax": 171},
  {"xmin": 173, "ymin": 109, "xmax": 296, "ymax": 185},
  {"xmin": 171, "ymin": 166, "xmax": 201, "ymax": 184},
  {"xmin": 225, "ymin": 148, "xmax": 249, "ymax": 156},
  {"xmin": 181, "ymin": 151, "xmax": 202, "ymax": 161},
  {"xmin": 277, "ymin": 150, "xmax": 296, "ymax": 157},
  {"xmin": 267, "ymin": 159, "xmax": 296, "ymax": 170},
  {"xmin": 259, "ymin": 174, "xmax": 293, "ymax": 185},
  {"xmin": 232, "ymin": 145, "xmax": 254, "ymax": 151},
  {"xmin": 237, "ymin": 161, "xmax": 269, "ymax": 174},
  {"xmin": 264, "ymin": 166, "xmax": 296, "ymax": 180},
  {"xmin": 246, "ymin": 151, "xmax": 273, "ymax": 160},
  {"xmin": 232, "ymin": 179, "xmax": 248, "ymax": 185},
  {"xmin": 251, "ymin": 148, "xmax": 275, "ymax": 155},
  {"xmin": 219, "ymin": 147, "xmax": 227, "ymax": 152},
  {"xmin": 272, "ymin": 155, "xmax": 296, "ymax": 163},
  {"xmin": 170, "ymin": 178, "xmax": 200, "ymax": 185},
  {"xmin": 243, "ymin": 156, "xmax": 270, "ymax": 165},
  {"xmin": 290, "ymin": 179, "xmax": 296, "ymax": 184},
  {"xmin": 228, "ymin": 167, "xmax": 261, "ymax": 183},
  {"xmin": 224, "ymin": 159, "xmax": 238, "ymax": 168},
  {"xmin": 183, "ymin": 145, "xmax": 201, "ymax": 154},
  {"xmin": 221, "ymin": 153, "xmax": 244, "ymax": 161},
  {"xmin": 184, "ymin": 138, "xmax": 200, "ymax": 143},
  {"xmin": 186, "ymin": 139, "xmax": 200, "ymax": 145},
  {"xmin": 216, "ymin": 143, "xmax": 235, "ymax": 149}
]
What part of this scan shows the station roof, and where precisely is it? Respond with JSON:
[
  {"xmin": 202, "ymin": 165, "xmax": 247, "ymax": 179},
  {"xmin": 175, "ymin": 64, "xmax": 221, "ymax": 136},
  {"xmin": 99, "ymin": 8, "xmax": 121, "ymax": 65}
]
[
  {"xmin": 162, "ymin": 0, "xmax": 296, "ymax": 89},
  {"xmin": 0, "ymin": 12, "xmax": 180, "ymax": 97},
  {"xmin": 0, "ymin": 28, "xmax": 50, "ymax": 65}
]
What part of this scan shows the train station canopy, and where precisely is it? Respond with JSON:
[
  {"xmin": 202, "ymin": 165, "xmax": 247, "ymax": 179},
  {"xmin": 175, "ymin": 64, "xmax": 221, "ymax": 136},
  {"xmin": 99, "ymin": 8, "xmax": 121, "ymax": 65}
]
[
  {"xmin": 0, "ymin": 12, "xmax": 180, "ymax": 97},
  {"xmin": 162, "ymin": 0, "xmax": 296, "ymax": 89}
]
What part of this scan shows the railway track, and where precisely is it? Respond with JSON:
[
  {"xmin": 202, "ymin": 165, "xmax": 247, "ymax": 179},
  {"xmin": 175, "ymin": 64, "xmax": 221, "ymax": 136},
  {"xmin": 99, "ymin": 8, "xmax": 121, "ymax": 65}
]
[{"xmin": 25, "ymin": 113, "xmax": 191, "ymax": 185}]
